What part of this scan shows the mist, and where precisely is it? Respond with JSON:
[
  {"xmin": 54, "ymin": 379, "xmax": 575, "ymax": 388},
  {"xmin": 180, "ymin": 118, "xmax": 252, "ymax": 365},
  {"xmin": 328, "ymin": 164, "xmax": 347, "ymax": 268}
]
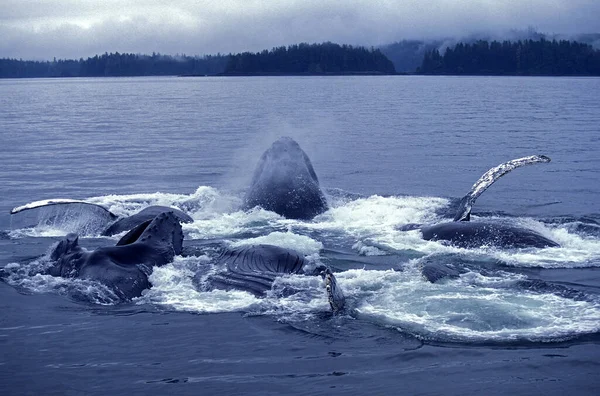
[{"xmin": 1, "ymin": 0, "xmax": 599, "ymax": 60}]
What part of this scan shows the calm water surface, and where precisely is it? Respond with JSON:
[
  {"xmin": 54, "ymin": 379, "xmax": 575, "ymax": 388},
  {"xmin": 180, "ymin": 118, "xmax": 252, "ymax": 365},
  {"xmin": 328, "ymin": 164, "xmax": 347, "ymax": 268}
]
[{"xmin": 1, "ymin": 76, "xmax": 600, "ymax": 395}]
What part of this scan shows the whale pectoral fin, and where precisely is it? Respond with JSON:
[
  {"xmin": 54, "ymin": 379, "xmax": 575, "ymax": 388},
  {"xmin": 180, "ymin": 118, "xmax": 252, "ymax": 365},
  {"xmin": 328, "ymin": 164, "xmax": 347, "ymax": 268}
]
[
  {"xmin": 315, "ymin": 266, "xmax": 345, "ymax": 313},
  {"xmin": 453, "ymin": 155, "xmax": 551, "ymax": 222}
]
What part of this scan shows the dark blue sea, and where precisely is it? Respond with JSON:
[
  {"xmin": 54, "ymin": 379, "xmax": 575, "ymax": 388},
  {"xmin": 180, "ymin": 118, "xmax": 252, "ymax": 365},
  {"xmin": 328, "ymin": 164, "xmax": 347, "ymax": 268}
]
[{"xmin": 1, "ymin": 76, "xmax": 600, "ymax": 395}]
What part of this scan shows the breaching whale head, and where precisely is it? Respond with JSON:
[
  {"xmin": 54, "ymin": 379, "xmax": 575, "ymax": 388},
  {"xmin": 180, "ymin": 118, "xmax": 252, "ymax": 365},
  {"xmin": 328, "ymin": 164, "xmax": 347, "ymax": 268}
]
[{"xmin": 243, "ymin": 137, "xmax": 328, "ymax": 220}]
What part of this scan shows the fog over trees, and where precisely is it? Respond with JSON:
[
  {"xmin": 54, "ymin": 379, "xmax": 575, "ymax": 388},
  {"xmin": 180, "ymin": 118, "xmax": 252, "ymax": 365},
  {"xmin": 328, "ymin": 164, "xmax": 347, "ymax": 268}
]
[
  {"xmin": 417, "ymin": 39, "xmax": 600, "ymax": 76},
  {"xmin": 0, "ymin": 43, "xmax": 396, "ymax": 78},
  {"xmin": 223, "ymin": 43, "xmax": 396, "ymax": 75},
  {"xmin": 0, "ymin": 53, "xmax": 228, "ymax": 78},
  {"xmin": 379, "ymin": 31, "xmax": 600, "ymax": 73},
  {"xmin": 1, "ymin": 36, "xmax": 599, "ymax": 78}
]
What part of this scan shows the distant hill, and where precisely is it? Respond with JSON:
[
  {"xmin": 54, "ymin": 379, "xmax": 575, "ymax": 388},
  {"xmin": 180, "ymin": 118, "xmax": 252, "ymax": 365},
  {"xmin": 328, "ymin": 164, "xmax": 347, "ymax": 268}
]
[
  {"xmin": 379, "ymin": 30, "xmax": 600, "ymax": 73},
  {"xmin": 222, "ymin": 42, "xmax": 396, "ymax": 75},
  {"xmin": 379, "ymin": 40, "xmax": 442, "ymax": 73}
]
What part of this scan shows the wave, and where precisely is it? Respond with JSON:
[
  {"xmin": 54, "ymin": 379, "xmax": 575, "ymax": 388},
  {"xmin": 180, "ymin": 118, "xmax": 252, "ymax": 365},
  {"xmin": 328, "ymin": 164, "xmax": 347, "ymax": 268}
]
[{"xmin": 1, "ymin": 260, "xmax": 121, "ymax": 305}]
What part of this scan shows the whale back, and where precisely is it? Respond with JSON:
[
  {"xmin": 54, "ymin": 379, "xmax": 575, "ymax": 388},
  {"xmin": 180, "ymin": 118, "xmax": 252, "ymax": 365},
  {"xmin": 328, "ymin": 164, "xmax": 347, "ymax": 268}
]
[{"xmin": 421, "ymin": 221, "xmax": 560, "ymax": 249}]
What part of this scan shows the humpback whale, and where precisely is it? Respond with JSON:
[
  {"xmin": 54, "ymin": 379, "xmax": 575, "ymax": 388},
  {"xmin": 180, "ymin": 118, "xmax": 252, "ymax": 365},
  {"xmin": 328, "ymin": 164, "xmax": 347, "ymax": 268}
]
[
  {"xmin": 196, "ymin": 244, "xmax": 345, "ymax": 312},
  {"xmin": 27, "ymin": 215, "xmax": 346, "ymax": 310},
  {"xmin": 10, "ymin": 200, "xmax": 193, "ymax": 236},
  {"xmin": 243, "ymin": 137, "xmax": 328, "ymax": 220},
  {"xmin": 399, "ymin": 155, "xmax": 560, "ymax": 249},
  {"xmin": 46, "ymin": 211, "xmax": 184, "ymax": 299}
]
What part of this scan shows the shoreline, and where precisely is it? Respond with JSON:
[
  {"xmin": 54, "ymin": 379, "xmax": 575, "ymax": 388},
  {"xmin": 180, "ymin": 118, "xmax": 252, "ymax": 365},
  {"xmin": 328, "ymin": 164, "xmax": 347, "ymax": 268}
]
[{"xmin": 3, "ymin": 72, "xmax": 600, "ymax": 80}]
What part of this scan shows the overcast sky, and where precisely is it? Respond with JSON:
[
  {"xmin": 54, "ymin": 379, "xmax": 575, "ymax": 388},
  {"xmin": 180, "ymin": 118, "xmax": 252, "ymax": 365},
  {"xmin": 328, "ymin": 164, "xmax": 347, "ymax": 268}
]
[{"xmin": 1, "ymin": 0, "xmax": 599, "ymax": 60}]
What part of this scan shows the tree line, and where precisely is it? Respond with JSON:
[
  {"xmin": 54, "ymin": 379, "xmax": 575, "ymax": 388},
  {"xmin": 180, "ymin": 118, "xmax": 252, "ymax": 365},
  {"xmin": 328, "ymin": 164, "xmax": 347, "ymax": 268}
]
[
  {"xmin": 0, "ymin": 52, "xmax": 228, "ymax": 78},
  {"xmin": 418, "ymin": 39, "xmax": 600, "ymax": 75},
  {"xmin": 223, "ymin": 42, "xmax": 396, "ymax": 75},
  {"xmin": 2, "ymin": 39, "xmax": 600, "ymax": 78},
  {"xmin": 0, "ymin": 43, "xmax": 395, "ymax": 78}
]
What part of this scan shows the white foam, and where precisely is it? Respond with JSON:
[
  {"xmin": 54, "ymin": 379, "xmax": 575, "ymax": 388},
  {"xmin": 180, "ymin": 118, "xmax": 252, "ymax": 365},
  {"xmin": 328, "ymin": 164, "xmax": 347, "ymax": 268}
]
[
  {"xmin": 352, "ymin": 241, "xmax": 388, "ymax": 256},
  {"xmin": 2, "ymin": 260, "xmax": 120, "ymax": 305},
  {"xmin": 479, "ymin": 218, "xmax": 600, "ymax": 268},
  {"xmin": 86, "ymin": 189, "xmax": 203, "ymax": 218},
  {"xmin": 262, "ymin": 275, "xmax": 332, "ymax": 315},
  {"xmin": 7, "ymin": 187, "xmax": 600, "ymax": 341},
  {"xmin": 229, "ymin": 231, "xmax": 323, "ymax": 255},
  {"xmin": 9, "ymin": 226, "xmax": 78, "ymax": 239},
  {"xmin": 337, "ymin": 266, "xmax": 600, "ymax": 342},
  {"xmin": 178, "ymin": 186, "xmax": 243, "ymax": 217},
  {"xmin": 318, "ymin": 201, "xmax": 600, "ymax": 268},
  {"xmin": 142, "ymin": 255, "xmax": 330, "ymax": 315},
  {"xmin": 305, "ymin": 195, "xmax": 457, "ymax": 255},
  {"xmin": 185, "ymin": 207, "xmax": 284, "ymax": 239},
  {"xmin": 313, "ymin": 195, "xmax": 449, "ymax": 234},
  {"xmin": 143, "ymin": 260, "xmax": 261, "ymax": 313}
]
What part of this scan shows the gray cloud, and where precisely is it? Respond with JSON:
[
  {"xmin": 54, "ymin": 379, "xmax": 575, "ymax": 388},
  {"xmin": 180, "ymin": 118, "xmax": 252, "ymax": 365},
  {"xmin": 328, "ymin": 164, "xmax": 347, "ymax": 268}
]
[{"xmin": 1, "ymin": 0, "xmax": 599, "ymax": 60}]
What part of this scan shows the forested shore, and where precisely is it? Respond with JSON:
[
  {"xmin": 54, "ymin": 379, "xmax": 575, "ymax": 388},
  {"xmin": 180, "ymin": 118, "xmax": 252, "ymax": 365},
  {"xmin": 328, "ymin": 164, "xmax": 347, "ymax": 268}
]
[
  {"xmin": 417, "ymin": 39, "xmax": 600, "ymax": 75},
  {"xmin": 0, "ymin": 43, "xmax": 395, "ymax": 78},
  {"xmin": 1, "ymin": 39, "xmax": 599, "ymax": 78},
  {"xmin": 222, "ymin": 42, "xmax": 396, "ymax": 75}
]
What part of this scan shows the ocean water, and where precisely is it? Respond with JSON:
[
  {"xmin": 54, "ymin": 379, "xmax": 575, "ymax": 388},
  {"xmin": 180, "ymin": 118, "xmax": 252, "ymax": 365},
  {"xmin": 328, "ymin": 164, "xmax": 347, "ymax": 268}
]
[{"xmin": 1, "ymin": 75, "xmax": 600, "ymax": 395}]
